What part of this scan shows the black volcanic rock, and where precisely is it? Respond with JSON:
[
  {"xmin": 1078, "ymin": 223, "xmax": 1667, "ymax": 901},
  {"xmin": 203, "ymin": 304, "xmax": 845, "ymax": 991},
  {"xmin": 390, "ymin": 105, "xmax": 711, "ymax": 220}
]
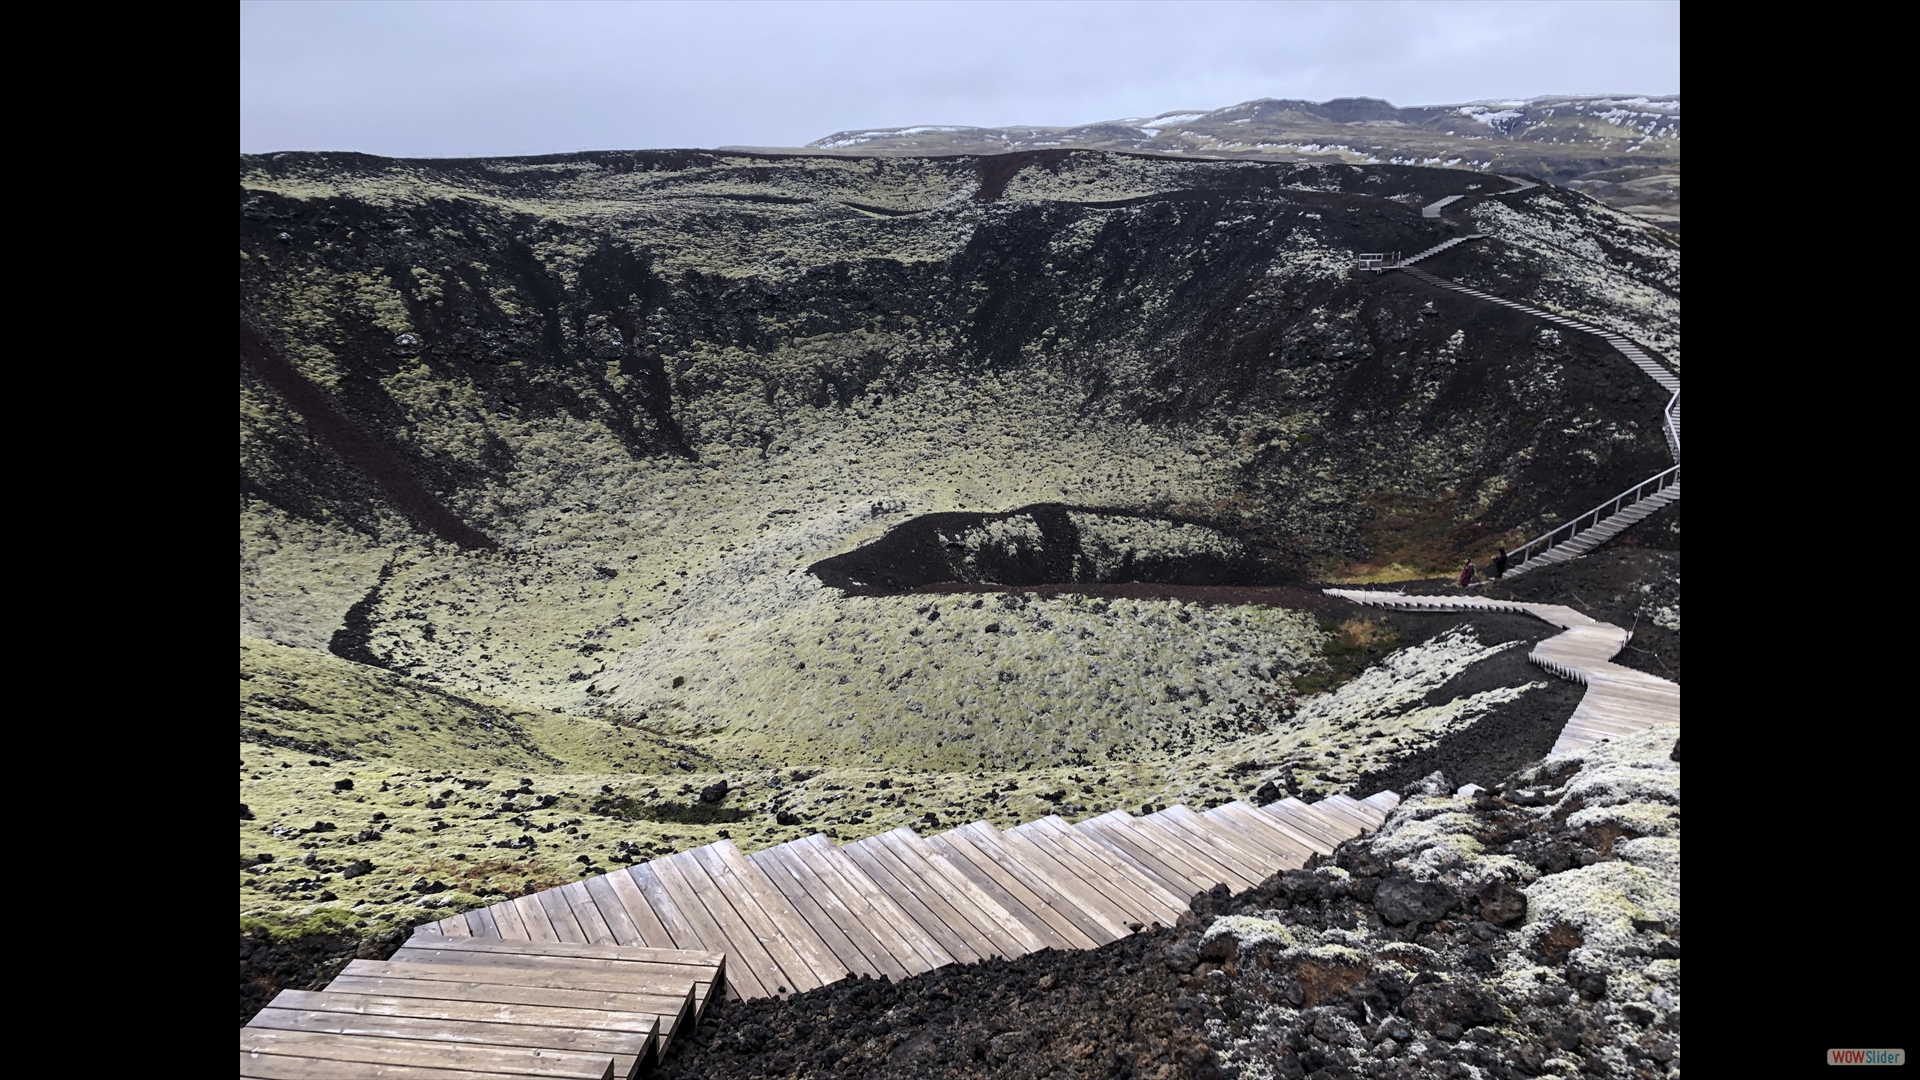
[{"xmin": 1373, "ymin": 877, "xmax": 1457, "ymax": 925}]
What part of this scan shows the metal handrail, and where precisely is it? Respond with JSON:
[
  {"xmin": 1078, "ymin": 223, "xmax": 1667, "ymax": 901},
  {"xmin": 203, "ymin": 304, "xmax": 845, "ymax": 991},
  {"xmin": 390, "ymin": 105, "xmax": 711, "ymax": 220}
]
[
  {"xmin": 1509, "ymin": 464, "xmax": 1681, "ymax": 568},
  {"xmin": 1663, "ymin": 390, "xmax": 1681, "ymax": 462},
  {"xmin": 1391, "ymin": 261, "xmax": 1683, "ymax": 573}
]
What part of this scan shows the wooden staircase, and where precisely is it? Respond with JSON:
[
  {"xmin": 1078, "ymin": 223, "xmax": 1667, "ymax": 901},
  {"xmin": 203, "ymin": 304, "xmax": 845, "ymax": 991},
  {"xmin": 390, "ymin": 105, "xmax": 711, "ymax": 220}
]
[
  {"xmin": 1394, "ymin": 233, "xmax": 1486, "ymax": 266},
  {"xmin": 1391, "ymin": 263, "xmax": 1680, "ymax": 575},
  {"xmin": 409, "ymin": 793, "xmax": 1402, "ymax": 1008},
  {"xmin": 1419, "ymin": 174, "xmax": 1537, "ymax": 217},
  {"xmin": 242, "ymin": 938, "xmax": 725, "ymax": 1079},
  {"xmin": 243, "ymin": 794, "xmax": 1399, "ymax": 1076},
  {"xmin": 1324, "ymin": 590, "xmax": 1678, "ymax": 756}
]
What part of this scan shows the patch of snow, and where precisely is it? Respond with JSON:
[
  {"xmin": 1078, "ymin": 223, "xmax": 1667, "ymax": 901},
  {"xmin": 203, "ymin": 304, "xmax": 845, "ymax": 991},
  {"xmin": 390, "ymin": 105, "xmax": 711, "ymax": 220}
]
[
  {"xmin": 1140, "ymin": 112, "xmax": 1207, "ymax": 130},
  {"xmin": 1457, "ymin": 106, "xmax": 1525, "ymax": 132}
]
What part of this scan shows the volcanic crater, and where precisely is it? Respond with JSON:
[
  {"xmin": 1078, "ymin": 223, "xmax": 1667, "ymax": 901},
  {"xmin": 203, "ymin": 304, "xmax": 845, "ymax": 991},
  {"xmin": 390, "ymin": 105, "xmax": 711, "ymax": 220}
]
[{"xmin": 239, "ymin": 145, "xmax": 1678, "ymax": 1078}]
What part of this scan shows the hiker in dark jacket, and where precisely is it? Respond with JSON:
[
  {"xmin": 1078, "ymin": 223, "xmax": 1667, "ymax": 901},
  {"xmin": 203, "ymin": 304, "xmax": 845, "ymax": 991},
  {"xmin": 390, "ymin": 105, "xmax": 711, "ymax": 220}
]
[
  {"xmin": 1492, "ymin": 547, "xmax": 1509, "ymax": 580},
  {"xmin": 1458, "ymin": 559, "xmax": 1475, "ymax": 587}
]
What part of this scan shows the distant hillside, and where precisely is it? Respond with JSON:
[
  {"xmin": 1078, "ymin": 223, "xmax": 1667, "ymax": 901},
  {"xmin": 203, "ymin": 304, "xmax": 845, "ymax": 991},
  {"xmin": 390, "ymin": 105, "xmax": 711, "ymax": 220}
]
[{"xmin": 735, "ymin": 95, "xmax": 1679, "ymax": 233}]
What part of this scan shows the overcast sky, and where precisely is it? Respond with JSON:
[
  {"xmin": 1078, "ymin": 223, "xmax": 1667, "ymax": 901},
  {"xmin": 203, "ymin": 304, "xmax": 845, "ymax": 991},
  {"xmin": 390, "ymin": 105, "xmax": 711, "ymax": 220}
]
[{"xmin": 240, "ymin": 0, "xmax": 1679, "ymax": 158}]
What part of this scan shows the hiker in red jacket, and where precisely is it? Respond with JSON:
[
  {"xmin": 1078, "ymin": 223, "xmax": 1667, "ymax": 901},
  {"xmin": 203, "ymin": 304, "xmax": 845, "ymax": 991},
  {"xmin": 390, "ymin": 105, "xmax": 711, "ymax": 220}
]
[{"xmin": 1458, "ymin": 559, "xmax": 1475, "ymax": 587}]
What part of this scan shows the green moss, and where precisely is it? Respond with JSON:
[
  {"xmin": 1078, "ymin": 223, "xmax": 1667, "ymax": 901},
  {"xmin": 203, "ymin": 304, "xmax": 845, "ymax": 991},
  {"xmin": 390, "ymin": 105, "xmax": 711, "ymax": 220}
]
[
  {"xmin": 241, "ymin": 906, "xmax": 360, "ymax": 941},
  {"xmin": 1292, "ymin": 617, "xmax": 1402, "ymax": 694},
  {"xmin": 587, "ymin": 796, "xmax": 750, "ymax": 825}
]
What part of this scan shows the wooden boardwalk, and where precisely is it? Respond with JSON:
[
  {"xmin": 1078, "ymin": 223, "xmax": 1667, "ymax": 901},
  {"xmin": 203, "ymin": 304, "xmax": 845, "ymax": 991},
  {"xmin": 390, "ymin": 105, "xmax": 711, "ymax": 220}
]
[
  {"xmin": 1323, "ymin": 590, "xmax": 1679, "ymax": 756},
  {"xmin": 242, "ymin": 938, "xmax": 724, "ymax": 1079},
  {"xmin": 411, "ymin": 793, "xmax": 1401, "ymax": 1006}
]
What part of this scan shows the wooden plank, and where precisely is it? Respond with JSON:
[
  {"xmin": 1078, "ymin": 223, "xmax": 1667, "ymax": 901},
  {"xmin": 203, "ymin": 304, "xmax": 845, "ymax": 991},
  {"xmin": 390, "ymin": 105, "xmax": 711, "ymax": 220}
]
[
  {"xmin": 487, "ymin": 898, "xmax": 531, "ymax": 942},
  {"xmin": 1321, "ymin": 795, "xmax": 1386, "ymax": 828},
  {"xmin": 655, "ymin": 851, "xmax": 781, "ymax": 999},
  {"xmin": 560, "ymin": 881, "xmax": 619, "ymax": 946},
  {"xmin": 318, "ymin": 976, "xmax": 695, "ymax": 1045},
  {"xmin": 368, "ymin": 956, "xmax": 707, "ymax": 998},
  {"xmin": 1125, "ymin": 813, "xmax": 1259, "ymax": 892},
  {"xmin": 1210, "ymin": 804, "xmax": 1317, "ymax": 871},
  {"xmin": 747, "ymin": 844, "xmax": 892, "ymax": 980},
  {"xmin": 376, "ymin": 952, "xmax": 713, "ymax": 1001},
  {"xmin": 1152, "ymin": 806, "xmax": 1277, "ymax": 885},
  {"xmin": 875, "ymin": 829, "xmax": 1039, "ymax": 957},
  {"xmin": 239, "ymin": 1029, "xmax": 614, "ymax": 1079},
  {"xmin": 390, "ymin": 935, "xmax": 723, "ymax": 974},
  {"xmin": 341, "ymin": 964, "xmax": 692, "ymax": 1050},
  {"xmin": 582, "ymin": 874, "xmax": 645, "ymax": 947},
  {"xmin": 865, "ymin": 832, "xmax": 1011, "ymax": 958},
  {"xmin": 949, "ymin": 824, "xmax": 1121, "ymax": 947},
  {"xmin": 1128, "ymin": 807, "xmax": 1267, "ymax": 891},
  {"xmin": 965, "ymin": 823, "xmax": 1133, "ymax": 940},
  {"xmin": 1075, "ymin": 810, "xmax": 1236, "ymax": 910},
  {"xmin": 795, "ymin": 837, "xmax": 955, "ymax": 971},
  {"xmin": 464, "ymin": 904, "xmax": 501, "ymax": 940},
  {"xmin": 1572, "ymin": 707, "xmax": 1659, "ymax": 731},
  {"xmin": 624, "ymin": 864, "xmax": 704, "ymax": 952},
  {"xmin": 638, "ymin": 858, "xmax": 735, "ymax": 961},
  {"xmin": 842, "ymin": 835, "xmax": 986, "ymax": 964},
  {"xmin": 1289, "ymin": 798, "xmax": 1363, "ymax": 838},
  {"xmin": 926, "ymin": 831, "xmax": 1093, "ymax": 951},
  {"xmin": 795, "ymin": 834, "xmax": 955, "ymax": 973},
  {"xmin": 1090, "ymin": 807, "xmax": 1221, "ymax": 883},
  {"xmin": 599, "ymin": 867, "xmax": 675, "ymax": 949},
  {"xmin": 1028, "ymin": 816, "xmax": 1187, "ymax": 922},
  {"xmin": 249, "ymin": 1008, "xmax": 649, "ymax": 1073},
  {"xmin": 1251, "ymin": 799, "xmax": 1344, "ymax": 849},
  {"xmin": 513, "ymin": 893, "xmax": 562, "ymax": 944},
  {"xmin": 669, "ymin": 847, "xmax": 809, "ymax": 997},
  {"xmin": 1308, "ymin": 799, "xmax": 1378, "ymax": 835},
  {"xmin": 1049, "ymin": 815, "xmax": 1199, "ymax": 912},
  {"xmin": 268, "ymin": 989, "xmax": 663, "ymax": 1040},
  {"xmin": 1323, "ymin": 795, "xmax": 1388, "ymax": 826},
  {"xmin": 437, "ymin": 912, "xmax": 474, "ymax": 937},
  {"xmin": 606, "ymin": 864, "xmax": 733, "ymax": 976},
  {"xmin": 1272, "ymin": 799, "xmax": 1354, "ymax": 845},
  {"xmin": 1584, "ymin": 692, "xmax": 1678, "ymax": 715},
  {"xmin": 538, "ymin": 888, "xmax": 591, "ymax": 945},
  {"xmin": 874, "ymin": 830, "xmax": 1036, "ymax": 958},
  {"xmin": 896, "ymin": 829, "xmax": 1067, "ymax": 953},
  {"xmin": 1017, "ymin": 816, "xmax": 1180, "ymax": 927},
  {"xmin": 1361, "ymin": 792, "xmax": 1401, "ymax": 814},
  {"xmin": 267, "ymin": 991, "xmax": 662, "ymax": 1073},
  {"xmin": 1567, "ymin": 709, "xmax": 1656, "ymax": 733},
  {"xmin": 997, "ymin": 820, "xmax": 1156, "ymax": 930},
  {"xmin": 1192, "ymin": 805, "xmax": 1305, "ymax": 869},
  {"xmin": 315, "ymin": 976, "xmax": 689, "ymax": 1043},
  {"xmin": 1205, "ymin": 803, "xmax": 1302, "ymax": 858},
  {"xmin": 758, "ymin": 843, "xmax": 914, "ymax": 980},
  {"xmin": 708, "ymin": 840, "xmax": 851, "ymax": 989},
  {"xmin": 1212, "ymin": 802, "xmax": 1315, "ymax": 866},
  {"xmin": 689, "ymin": 842, "xmax": 832, "ymax": 993},
  {"xmin": 1075, "ymin": 816, "xmax": 1204, "ymax": 901},
  {"xmin": 241, "ymin": 1053, "xmax": 526, "ymax": 1080},
  {"xmin": 386, "ymin": 945, "xmax": 707, "ymax": 979}
]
